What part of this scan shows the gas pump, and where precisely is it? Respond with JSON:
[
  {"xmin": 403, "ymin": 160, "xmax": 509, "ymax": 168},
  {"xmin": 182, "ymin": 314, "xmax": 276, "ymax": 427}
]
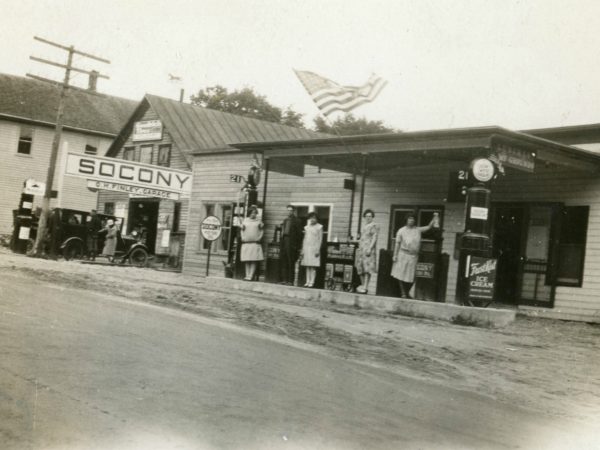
[{"xmin": 456, "ymin": 158, "xmax": 498, "ymax": 306}]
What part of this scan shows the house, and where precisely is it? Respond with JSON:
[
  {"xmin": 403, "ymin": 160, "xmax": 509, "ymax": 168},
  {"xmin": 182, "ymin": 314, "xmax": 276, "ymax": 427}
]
[
  {"xmin": 98, "ymin": 94, "xmax": 328, "ymax": 266},
  {"xmin": 0, "ymin": 73, "xmax": 137, "ymax": 236}
]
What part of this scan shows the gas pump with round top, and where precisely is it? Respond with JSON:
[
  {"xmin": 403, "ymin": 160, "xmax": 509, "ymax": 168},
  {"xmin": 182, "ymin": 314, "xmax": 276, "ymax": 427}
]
[{"xmin": 457, "ymin": 158, "xmax": 497, "ymax": 306}]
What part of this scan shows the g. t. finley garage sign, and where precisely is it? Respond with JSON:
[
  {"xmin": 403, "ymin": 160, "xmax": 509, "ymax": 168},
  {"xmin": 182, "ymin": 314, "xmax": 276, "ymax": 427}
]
[{"xmin": 65, "ymin": 153, "xmax": 192, "ymax": 200}]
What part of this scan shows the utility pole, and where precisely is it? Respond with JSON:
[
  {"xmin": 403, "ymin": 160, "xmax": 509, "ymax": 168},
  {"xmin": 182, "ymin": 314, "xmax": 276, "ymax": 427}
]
[{"xmin": 27, "ymin": 36, "xmax": 110, "ymax": 257}]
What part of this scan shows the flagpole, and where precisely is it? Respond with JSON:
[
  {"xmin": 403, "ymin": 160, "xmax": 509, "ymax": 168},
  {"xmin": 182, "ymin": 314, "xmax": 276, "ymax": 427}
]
[{"xmin": 316, "ymin": 111, "xmax": 361, "ymax": 240}]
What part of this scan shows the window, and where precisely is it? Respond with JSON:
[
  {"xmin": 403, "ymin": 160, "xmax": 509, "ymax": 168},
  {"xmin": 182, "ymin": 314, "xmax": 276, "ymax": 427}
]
[
  {"xmin": 555, "ymin": 206, "xmax": 589, "ymax": 287},
  {"xmin": 123, "ymin": 147, "xmax": 135, "ymax": 161},
  {"xmin": 84, "ymin": 145, "xmax": 97, "ymax": 155},
  {"xmin": 140, "ymin": 145, "xmax": 153, "ymax": 164},
  {"xmin": 388, "ymin": 205, "xmax": 444, "ymax": 249},
  {"xmin": 104, "ymin": 202, "xmax": 115, "ymax": 216},
  {"xmin": 158, "ymin": 144, "xmax": 171, "ymax": 167},
  {"xmin": 17, "ymin": 126, "xmax": 33, "ymax": 155},
  {"xmin": 291, "ymin": 203, "xmax": 333, "ymax": 240},
  {"xmin": 200, "ymin": 202, "xmax": 233, "ymax": 252}
]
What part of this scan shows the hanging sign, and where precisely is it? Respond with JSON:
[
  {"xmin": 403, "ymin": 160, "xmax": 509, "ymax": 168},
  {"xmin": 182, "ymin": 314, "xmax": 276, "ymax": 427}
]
[
  {"xmin": 490, "ymin": 142, "xmax": 535, "ymax": 173},
  {"xmin": 133, "ymin": 120, "xmax": 163, "ymax": 141},
  {"xmin": 467, "ymin": 256, "xmax": 497, "ymax": 300},
  {"xmin": 23, "ymin": 179, "xmax": 46, "ymax": 196}
]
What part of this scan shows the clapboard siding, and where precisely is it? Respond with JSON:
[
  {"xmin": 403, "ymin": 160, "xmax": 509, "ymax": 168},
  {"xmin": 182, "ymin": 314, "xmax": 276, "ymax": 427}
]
[
  {"xmin": 182, "ymin": 149, "xmax": 600, "ymax": 321},
  {"xmin": 0, "ymin": 119, "xmax": 113, "ymax": 234},
  {"xmin": 182, "ymin": 153, "xmax": 352, "ymax": 276},
  {"xmin": 492, "ymin": 165, "xmax": 600, "ymax": 320}
]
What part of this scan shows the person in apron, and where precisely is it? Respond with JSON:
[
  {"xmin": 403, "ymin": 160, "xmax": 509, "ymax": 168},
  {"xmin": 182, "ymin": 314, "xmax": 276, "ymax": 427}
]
[{"xmin": 391, "ymin": 215, "xmax": 433, "ymax": 298}]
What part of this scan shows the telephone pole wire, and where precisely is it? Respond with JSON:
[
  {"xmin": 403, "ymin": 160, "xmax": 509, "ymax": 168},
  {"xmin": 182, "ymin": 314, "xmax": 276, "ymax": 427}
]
[{"xmin": 28, "ymin": 36, "xmax": 110, "ymax": 257}]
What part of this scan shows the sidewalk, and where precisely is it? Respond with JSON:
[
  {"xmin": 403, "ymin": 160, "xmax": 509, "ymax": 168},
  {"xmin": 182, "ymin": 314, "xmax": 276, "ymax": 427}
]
[{"xmin": 206, "ymin": 276, "xmax": 516, "ymax": 328}]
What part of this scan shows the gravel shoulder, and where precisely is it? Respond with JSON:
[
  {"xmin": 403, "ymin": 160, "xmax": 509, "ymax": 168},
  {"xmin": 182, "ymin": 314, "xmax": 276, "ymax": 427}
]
[{"xmin": 1, "ymin": 248, "xmax": 599, "ymax": 426}]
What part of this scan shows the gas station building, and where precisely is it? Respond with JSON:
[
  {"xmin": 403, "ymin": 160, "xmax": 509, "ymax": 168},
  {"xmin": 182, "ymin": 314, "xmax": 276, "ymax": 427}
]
[{"xmin": 184, "ymin": 125, "xmax": 600, "ymax": 323}]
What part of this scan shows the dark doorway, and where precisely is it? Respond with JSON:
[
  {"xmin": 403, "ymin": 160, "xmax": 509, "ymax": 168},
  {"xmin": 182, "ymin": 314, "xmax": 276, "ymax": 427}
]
[
  {"xmin": 492, "ymin": 205, "xmax": 525, "ymax": 304},
  {"xmin": 128, "ymin": 199, "xmax": 159, "ymax": 253}
]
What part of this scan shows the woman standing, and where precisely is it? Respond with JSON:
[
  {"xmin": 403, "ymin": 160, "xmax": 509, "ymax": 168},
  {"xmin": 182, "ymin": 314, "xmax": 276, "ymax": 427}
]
[
  {"xmin": 354, "ymin": 209, "xmax": 379, "ymax": 294},
  {"xmin": 391, "ymin": 215, "xmax": 433, "ymax": 298},
  {"xmin": 102, "ymin": 219, "xmax": 118, "ymax": 263},
  {"xmin": 300, "ymin": 212, "xmax": 323, "ymax": 287},
  {"xmin": 240, "ymin": 205, "xmax": 264, "ymax": 281}
]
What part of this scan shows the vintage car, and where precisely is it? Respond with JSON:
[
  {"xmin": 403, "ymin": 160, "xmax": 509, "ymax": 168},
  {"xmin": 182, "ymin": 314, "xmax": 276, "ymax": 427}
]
[{"xmin": 24, "ymin": 208, "xmax": 150, "ymax": 267}]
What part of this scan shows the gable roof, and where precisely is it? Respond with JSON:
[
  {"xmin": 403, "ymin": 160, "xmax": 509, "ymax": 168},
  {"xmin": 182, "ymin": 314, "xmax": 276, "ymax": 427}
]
[
  {"xmin": 0, "ymin": 73, "xmax": 137, "ymax": 137},
  {"xmin": 106, "ymin": 94, "xmax": 329, "ymax": 167}
]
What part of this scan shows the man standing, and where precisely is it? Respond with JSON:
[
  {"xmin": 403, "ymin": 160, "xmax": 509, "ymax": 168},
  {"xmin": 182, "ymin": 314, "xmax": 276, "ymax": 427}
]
[
  {"xmin": 280, "ymin": 205, "xmax": 302, "ymax": 285},
  {"xmin": 86, "ymin": 209, "xmax": 102, "ymax": 261}
]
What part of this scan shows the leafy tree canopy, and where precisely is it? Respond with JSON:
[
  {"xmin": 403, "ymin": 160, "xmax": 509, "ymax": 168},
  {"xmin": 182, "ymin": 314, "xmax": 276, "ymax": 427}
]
[
  {"xmin": 190, "ymin": 85, "xmax": 305, "ymax": 128},
  {"xmin": 313, "ymin": 114, "xmax": 396, "ymax": 136},
  {"xmin": 190, "ymin": 85, "xmax": 396, "ymax": 135}
]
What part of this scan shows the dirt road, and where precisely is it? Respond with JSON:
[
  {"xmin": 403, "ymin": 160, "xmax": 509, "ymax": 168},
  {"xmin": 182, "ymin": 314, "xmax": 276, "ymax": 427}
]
[
  {"xmin": 0, "ymin": 249, "xmax": 599, "ymax": 436},
  {"xmin": 1, "ymin": 271, "xmax": 598, "ymax": 449}
]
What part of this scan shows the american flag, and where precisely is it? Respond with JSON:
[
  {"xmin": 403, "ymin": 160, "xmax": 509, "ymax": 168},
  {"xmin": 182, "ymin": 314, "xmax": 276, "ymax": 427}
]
[{"xmin": 294, "ymin": 70, "xmax": 387, "ymax": 116}]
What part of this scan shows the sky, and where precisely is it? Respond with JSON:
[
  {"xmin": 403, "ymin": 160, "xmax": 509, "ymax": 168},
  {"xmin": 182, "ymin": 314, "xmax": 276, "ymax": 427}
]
[{"xmin": 3, "ymin": 0, "xmax": 600, "ymax": 132}]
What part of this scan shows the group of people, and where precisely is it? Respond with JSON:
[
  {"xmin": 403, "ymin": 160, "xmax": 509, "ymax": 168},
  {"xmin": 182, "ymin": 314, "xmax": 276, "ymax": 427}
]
[
  {"xmin": 240, "ymin": 204, "xmax": 323, "ymax": 286},
  {"xmin": 240, "ymin": 204, "xmax": 434, "ymax": 298}
]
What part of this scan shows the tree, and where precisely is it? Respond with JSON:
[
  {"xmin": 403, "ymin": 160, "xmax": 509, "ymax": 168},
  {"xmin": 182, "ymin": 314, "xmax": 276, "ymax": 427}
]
[
  {"xmin": 190, "ymin": 85, "xmax": 305, "ymax": 128},
  {"xmin": 313, "ymin": 114, "xmax": 396, "ymax": 136}
]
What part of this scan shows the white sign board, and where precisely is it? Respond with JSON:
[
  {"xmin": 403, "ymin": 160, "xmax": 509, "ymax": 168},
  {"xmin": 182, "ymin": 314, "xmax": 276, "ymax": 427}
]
[
  {"xmin": 66, "ymin": 153, "xmax": 192, "ymax": 196},
  {"xmin": 18, "ymin": 226, "xmax": 30, "ymax": 240},
  {"xmin": 86, "ymin": 180, "xmax": 180, "ymax": 200},
  {"xmin": 133, "ymin": 120, "xmax": 163, "ymax": 141},
  {"xmin": 470, "ymin": 206, "xmax": 489, "ymax": 220},
  {"xmin": 161, "ymin": 229, "xmax": 171, "ymax": 248},
  {"xmin": 23, "ymin": 179, "xmax": 46, "ymax": 196},
  {"xmin": 200, "ymin": 215, "xmax": 222, "ymax": 241}
]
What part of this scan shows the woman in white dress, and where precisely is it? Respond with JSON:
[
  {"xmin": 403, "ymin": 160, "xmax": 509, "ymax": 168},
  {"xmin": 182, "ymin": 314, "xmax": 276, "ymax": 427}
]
[
  {"xmin": 240, "ymin": 205, "xmax": 264, "ymax": 281},
  {"xmin": 300, "ymin": 212, "xmax": 323, "ymax": 288},
  {"xmin": 391, "ymin": 215, "xmax": 433, "ymax": 298}
]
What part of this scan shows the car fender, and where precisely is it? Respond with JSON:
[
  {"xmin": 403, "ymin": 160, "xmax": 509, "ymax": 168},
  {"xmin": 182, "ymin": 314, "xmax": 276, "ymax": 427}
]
[{"xmin": 60, "ymin": 236, "xmax": 85, "ymax": 250}]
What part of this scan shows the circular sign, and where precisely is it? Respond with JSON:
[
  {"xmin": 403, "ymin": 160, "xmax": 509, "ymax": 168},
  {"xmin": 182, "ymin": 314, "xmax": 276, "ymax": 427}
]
[
  {"xmin": 471, "ymin": 158, "xmax": 495, "ymax": 183},
  {"xmin": 200, "ymin": 215, "xmax": 222, "ymax": 241}
]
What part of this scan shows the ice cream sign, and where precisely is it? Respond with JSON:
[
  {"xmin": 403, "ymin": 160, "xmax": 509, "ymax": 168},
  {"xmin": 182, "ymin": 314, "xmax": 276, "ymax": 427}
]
[{"xmin": 65, "ymin": 152, "xmax": 192, "ymax": 199}]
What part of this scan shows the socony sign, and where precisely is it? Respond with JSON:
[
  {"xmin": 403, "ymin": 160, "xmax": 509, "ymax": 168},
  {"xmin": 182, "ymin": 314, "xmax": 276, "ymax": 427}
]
[{"xmin": 65, "ymin": 153, "xmax": 192, "ymax": 195}]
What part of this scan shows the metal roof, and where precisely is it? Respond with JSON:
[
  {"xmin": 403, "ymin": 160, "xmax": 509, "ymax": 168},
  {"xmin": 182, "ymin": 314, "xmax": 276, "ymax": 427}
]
[
  {"xmin": 145, "ymin": 94, "xmax": 329, "ymax": 155},
  {"xmin": 0, "ymin": 73, "xmax": 137, "ymax": 137}
]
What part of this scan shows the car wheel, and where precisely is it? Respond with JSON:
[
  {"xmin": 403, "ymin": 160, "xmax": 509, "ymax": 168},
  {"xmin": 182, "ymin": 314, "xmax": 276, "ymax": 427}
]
[
  {"xmin": 63, "ymin": 240, "xmax": 84, "ymax": 261},
  {"xmin": 129, "ymin": 248, "xmax": 148, "ymax": 267}
]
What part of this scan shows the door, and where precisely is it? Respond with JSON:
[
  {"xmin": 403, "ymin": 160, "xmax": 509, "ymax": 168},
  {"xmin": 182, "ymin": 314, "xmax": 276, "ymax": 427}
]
[
  {"xmin": 518, "ymin": 204, "xmax": 561, "ymax": 307},
  {"xmin": 128, "ymin": 199, "xmax": 159, "ymax": 253},
  {"xmin": 492, "ymin": 205, "xmax": 526, "ymax": 304},
  {"xmin": 492, "ymin": 203, "xmax": 561, "ymax": 306}
]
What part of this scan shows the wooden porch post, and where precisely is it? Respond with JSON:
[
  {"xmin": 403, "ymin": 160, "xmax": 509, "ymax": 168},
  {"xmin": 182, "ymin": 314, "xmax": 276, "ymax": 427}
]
[{"xmin": 356, "ymin": 154, "xmax": 368, "ymax": 234}]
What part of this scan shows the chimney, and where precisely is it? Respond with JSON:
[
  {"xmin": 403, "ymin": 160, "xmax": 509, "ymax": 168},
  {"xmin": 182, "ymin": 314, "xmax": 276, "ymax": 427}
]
[{"xmin": 88, "ymin": 70, "xmax": 99, "ymax": 92}]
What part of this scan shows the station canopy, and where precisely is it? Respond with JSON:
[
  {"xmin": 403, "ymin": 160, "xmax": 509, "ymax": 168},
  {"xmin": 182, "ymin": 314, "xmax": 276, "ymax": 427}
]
[{"xmin": 230, "ymin": 126, "xmax": 600, "ymax": 176}]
